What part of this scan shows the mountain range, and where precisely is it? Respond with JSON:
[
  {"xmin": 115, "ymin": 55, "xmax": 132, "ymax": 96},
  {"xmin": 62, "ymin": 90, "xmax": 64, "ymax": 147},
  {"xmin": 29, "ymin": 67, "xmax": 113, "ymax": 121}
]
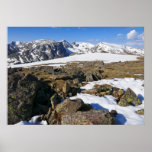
[{"xmin": 8, "ymin": 39, "xmax": 144, "ymax": 65}]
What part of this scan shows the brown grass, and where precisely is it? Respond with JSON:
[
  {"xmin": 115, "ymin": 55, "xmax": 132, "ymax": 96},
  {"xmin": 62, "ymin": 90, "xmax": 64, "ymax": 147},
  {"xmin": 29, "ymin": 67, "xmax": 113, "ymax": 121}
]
[{"xmin": 102, "ymin": 60, "xmax": 144, "ymax": 79}]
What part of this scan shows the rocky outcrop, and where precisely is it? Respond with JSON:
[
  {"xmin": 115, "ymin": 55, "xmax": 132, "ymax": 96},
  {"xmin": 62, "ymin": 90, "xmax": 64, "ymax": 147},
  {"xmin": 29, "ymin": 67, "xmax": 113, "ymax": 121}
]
[
  {"xmin": 118, "ymin": 88, "xmax": 141, "ymax": 106},
  {"xmin": 47, "ymin": 98, "xmax": 92, "ymax": 124},
  {"xmin": 81, "ymin": 85, "xmax": 142, "ymax": 107},
  {"xmin": 46, "ymin": 97, "xmax": 116, "ymax": 125},
  {"xmin": 85, "ymin": 70, "xmax": 103, "ymax": 82},
  {"xmin": 51, "ymin": 80, "xmax": 81, "ymax": 98},
  {"xmin": 82, "ymin": 84, "xmax": 124, "ymax": 101},
  {"xmin": 8, "ymin": 71, "xmax": 54, "ymax": 124}
]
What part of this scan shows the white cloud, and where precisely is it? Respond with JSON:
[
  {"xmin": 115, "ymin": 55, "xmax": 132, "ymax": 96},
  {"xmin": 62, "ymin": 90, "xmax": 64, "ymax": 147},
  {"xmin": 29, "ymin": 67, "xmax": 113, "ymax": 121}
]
[
  {"xmin": 126, "ymin": 30, "xmax": 144, "ymax": 48},
  {"xmin": 127, "ymin": 30, "xmax": 137, "ymax": 40},
  {"xmin": 138, "ymin": 32, "xmax": 144, "ymax": 41}
]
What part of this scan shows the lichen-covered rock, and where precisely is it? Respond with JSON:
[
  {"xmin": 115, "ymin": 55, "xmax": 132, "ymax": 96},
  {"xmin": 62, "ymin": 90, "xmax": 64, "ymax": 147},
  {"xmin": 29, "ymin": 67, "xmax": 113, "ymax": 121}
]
[
  {"xmin": 135, "ymin": 109, "xmax": 144, "ymax": 115},
  {"xmin": 112, "ymin": 88, "xmax": 124, "ymax": 101},
  {"xmin": 61, "ymin": 110, "xmax": 115, "ymax": 125},
  {"xmin": 96, "ymin": 84, "xmax": 113, "ymax": 94},
  {"xmin": 8, "ymin": 72, "xmax": 54, "ymax": 124},
  {"xmin": 55, "ymin": 98, "xmax": 84, "ymax": 115},
  {"xmin": 118, "ymin": 88, "xmax": 141, "ymax": 106},
  {"xmin": 82, "ymin": 84, "xmax": 124, "ymax": 100},
  {"xmin": 48, "ymin": 98, "xmax": 92, "ymax": 124}
]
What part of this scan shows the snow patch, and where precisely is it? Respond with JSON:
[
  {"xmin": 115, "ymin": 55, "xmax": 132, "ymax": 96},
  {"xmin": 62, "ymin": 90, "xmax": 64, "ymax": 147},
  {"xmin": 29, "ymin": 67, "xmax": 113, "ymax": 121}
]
[
  {"xmin": 71, "ymin": 78, "xmax": 144, "ymax": 125},
  {"xmin": 16, "ymin": 116, "xmax": 47, "ymax": 125}
]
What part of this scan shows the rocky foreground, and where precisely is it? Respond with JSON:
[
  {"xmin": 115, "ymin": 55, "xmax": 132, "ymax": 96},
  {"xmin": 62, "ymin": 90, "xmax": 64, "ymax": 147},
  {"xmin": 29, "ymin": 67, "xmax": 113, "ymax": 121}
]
[{"xmin": 8, "ymin": 58, "xmax": 144, "ymax": 125}]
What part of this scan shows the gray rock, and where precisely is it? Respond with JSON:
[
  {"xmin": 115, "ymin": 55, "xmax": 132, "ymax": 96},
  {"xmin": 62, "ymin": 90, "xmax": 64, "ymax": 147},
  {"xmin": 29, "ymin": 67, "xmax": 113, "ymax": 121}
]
[{"xmin": 61, "ymin": 110, "xmax": 115, "ymax": 125}]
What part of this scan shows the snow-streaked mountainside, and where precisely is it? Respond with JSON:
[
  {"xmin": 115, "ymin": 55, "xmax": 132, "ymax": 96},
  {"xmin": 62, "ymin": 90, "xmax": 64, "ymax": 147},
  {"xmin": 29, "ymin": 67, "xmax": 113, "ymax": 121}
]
[
  {"xmin": 8, "ymin": 40, "xmax": 69, "ymax": 65},
  {"xmin": 8, "ymin": 39, "xmax": 144, "ymax": 66},
  {"xmin": 68, "ymin": 42, "xmax": 95, "ymax": 53},
  {"xmin": 91, "ymin": 42, "xmax": 144, "ymax": 55}
]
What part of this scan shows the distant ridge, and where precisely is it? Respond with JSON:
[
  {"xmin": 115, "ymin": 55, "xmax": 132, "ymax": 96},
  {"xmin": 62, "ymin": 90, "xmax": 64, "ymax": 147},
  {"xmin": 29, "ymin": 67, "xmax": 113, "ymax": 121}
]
[{"xmin": 8, "ymin": 39, "xmax": 144, "ymax": 65}]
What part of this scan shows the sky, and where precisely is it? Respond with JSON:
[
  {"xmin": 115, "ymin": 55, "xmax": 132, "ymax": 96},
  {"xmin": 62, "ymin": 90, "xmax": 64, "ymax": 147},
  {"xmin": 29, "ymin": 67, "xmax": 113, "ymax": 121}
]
[{"xmin": 8, "ymin": 27, "xmax": 144, "ymax": 48}]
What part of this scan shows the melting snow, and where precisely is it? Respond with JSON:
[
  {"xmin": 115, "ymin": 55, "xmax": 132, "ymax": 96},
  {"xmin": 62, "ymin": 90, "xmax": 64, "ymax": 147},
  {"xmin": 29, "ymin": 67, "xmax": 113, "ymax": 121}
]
[{"xmin": 71, "ymin": 78, "xmax": 144, "ymax": 125}]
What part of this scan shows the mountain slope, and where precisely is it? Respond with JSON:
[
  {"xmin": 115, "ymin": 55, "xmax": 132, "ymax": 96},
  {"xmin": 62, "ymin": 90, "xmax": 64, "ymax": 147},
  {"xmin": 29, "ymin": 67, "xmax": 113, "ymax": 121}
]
[
  {"xmin": 91, "ymin": 42, "xmax": 144, "ymax": 56},
  {"xmin": 8, "ymin": 40, "xmax": 70, "ymax": 65},
  {"xmin": 66, "ymin": 41, "xmax": 144, "ymax": 56},
  {"xmin": 67, "ymin": 42, "xmax": 95, "ymax": 53}
]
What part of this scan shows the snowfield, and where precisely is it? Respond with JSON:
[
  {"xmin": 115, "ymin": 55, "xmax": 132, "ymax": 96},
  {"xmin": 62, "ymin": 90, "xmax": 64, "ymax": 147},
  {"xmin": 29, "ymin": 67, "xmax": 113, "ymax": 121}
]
[
  {"xmin": 9, "ymin": 53, "xmax": 138, "ymax": 68},
  {"xmin": 71, "ymin": 78, "xmax": 144, "ymax": 125}
]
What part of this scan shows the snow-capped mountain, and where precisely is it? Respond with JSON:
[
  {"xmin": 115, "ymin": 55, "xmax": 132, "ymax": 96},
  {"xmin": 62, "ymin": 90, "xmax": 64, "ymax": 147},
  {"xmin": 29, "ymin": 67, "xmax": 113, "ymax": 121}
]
[
  {"xmin": 61, "ymin": 40, "xmax": 73, "ymax": 48},
  {"xmin": 90, "ymin": 42, "xmax": 144, "ymax": 56},
  {"xmin": 8, "ymin": 40, "xmax": 70, "ymax": 65},
  {"xmin": 69, "ymin": 42, "xmax": 95, "ymax": 53},
  {"xmin": 66, "ymin": 41, "xmax": 144, "ymax": 56},
  {"xmin": 8, "ymin": 39, "xmax": 144, "ymax": 66}
]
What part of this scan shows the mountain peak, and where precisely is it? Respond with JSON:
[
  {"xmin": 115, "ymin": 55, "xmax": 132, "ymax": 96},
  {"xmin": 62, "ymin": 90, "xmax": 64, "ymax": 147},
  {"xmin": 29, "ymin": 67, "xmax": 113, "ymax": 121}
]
[
  {"xmin": 9, "ymin": 41, "xmax": 22, "ymax": 46},
  {"xmin": 61, "ymin": 40, "xmax": 73, "ymax": 48}
]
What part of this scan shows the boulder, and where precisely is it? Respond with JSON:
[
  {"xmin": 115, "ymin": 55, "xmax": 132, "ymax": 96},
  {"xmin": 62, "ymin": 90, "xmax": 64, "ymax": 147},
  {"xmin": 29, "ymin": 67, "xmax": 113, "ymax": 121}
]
[
  {"xmin": 55, "ymin": 98, "xmax": 84, "ymax": 115},
  {"xmin": 118, "ymin": 88, "xmax": 141, "ymax": 106},
  {"xmin": 135, "ymin": 109, "xmax": 144, "ymax": 115},
  {"xmin": 81, "ymin": 84, "xmax": 123, "ymax": 99},
  {"xmin": 48, "ymin": 98, "xmax": 92, "ymax": 124},
  {"xmin": 96, "ymin": 84, "xmax": 113, "ymax": 94},
  {"xmin": 61, "ymin": 110, "xmax": 115, "ymax": 125},
  {"xmin": 8, "ymin": 71, "xmax": 53, "ymax": 124}
]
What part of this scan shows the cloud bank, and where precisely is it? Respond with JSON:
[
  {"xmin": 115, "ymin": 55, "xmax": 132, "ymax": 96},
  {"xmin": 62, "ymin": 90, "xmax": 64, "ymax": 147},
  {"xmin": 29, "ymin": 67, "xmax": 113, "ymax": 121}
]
[{"xmin": 126, "ymin": 30, "xmax": 144, "ymax": 48}]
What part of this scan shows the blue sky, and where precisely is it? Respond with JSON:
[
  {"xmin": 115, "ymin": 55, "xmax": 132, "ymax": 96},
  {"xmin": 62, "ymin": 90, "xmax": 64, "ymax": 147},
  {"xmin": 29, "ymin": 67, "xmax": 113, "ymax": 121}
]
[{"xmin": 8, "ymin": 27, "xmax": 144, "ymax": 48}]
